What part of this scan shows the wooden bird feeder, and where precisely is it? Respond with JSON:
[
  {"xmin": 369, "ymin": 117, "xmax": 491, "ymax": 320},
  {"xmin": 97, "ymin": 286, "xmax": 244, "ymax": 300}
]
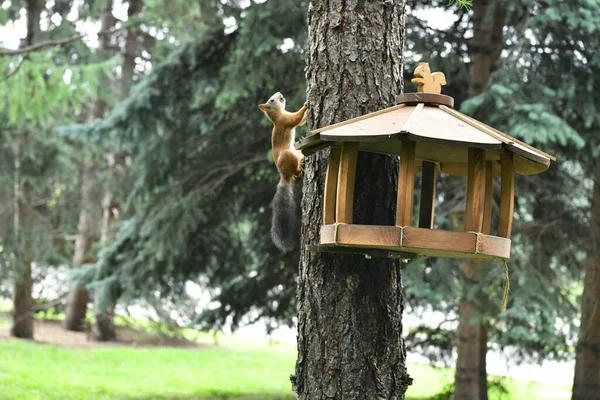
[{"xmin": 296, "ymin": 62, "xmax": 555, "ymax": 261}]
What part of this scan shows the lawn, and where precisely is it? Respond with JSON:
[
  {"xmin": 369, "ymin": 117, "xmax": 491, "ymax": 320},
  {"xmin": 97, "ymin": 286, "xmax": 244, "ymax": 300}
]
[{"xmin": 0, "ymin": 314, "xmax": 572, "ymax": 400}]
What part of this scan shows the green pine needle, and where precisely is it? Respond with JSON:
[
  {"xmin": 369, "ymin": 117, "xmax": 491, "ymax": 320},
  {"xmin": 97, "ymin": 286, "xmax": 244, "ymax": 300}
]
[{"xmin": 448, "ymin": 0, "xmax": 473, "ymax": 9}]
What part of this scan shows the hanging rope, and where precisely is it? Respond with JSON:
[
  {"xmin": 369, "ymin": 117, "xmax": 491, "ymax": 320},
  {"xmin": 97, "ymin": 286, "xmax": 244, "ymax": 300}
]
[
  {"xmin": 500, "ymin": 260, "xmax": 510, "ymax": 312},
  {"xmin": 399, "ymin": 225, "xmax": 406, "ymax": 247}
]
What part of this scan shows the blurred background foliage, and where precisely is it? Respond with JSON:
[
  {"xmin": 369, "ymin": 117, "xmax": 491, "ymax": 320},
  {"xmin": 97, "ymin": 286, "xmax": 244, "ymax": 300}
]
[{"xmin": 0, "ymin": 0, "xmax": 598, "ymax": 398}]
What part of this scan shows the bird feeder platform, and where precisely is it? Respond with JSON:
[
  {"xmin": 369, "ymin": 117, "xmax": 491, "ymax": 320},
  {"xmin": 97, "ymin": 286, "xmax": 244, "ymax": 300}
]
[{"xmin": 296, "ymin": 63, "xmax": 555, "ymax": 261}]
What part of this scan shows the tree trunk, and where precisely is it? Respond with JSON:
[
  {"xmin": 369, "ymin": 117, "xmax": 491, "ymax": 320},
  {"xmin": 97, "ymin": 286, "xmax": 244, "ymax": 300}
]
[
  {"xmin": 293, "ymin": 1, "xmax": 411, "ymax": 399},
  {"xmin": 93, "ymin": 307, "xmax": 116, "ymax": 342},
  {"xmin": 121, "ymin": 0, "xmax": 143, "ymax": 96},
  {"xmin": 11, "ymin": 0, "xmax": 43, "ymax": 340},
  {"xmin": 92, "ymin": 0, "xmax": 143, "ymax": 341},
  {"xmin": 64, "ymin": 0, "xmax": 114, "ymax": 333},
  {"xmin": 572, "ymin": 158, "xmax": 600, "ymax": 400},
  {"xmin": 469, "ymin": 0, "xmax": 506, "ymax": 97},
  {"xmin": 92, "ymin": 190, "xmax": 117, "ymax": 342},
  {"xmin": 11, "ymin": 259, "xmax": 33, "ymax": 338},
  {"xmin": 454, "ymin": 2, "xmax": 506, "ymax": 397},
  {"xmin": 64, "ymin": 165, "xmax": 97, "ymax": 331},
  {"xmin": 455, "ymin": 263, "xmax": 488, "ymax": 400}
]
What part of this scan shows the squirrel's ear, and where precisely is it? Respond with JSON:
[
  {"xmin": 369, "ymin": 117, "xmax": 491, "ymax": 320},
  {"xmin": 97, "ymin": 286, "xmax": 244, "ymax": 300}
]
[{"xmin": 258, "ymin": 104, "xmax": 267, "ymax": 111}]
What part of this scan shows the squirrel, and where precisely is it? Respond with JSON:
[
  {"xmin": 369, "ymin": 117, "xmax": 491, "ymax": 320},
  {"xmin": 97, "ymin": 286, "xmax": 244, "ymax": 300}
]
[
  {"xmin": 259, "ymin": 92, "xmax": 308, "ymax": 252},
  {"xmin": 411, "ymin": 62, "xmax": 447, "ymax": 94}
]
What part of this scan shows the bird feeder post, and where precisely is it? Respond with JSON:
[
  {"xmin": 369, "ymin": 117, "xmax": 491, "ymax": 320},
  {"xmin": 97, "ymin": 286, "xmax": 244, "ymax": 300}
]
[
  {"xmin": 498, "ymin": 153, "xmax": 515, "ymax": 239},
  {"xmin": 482, "ymin": 161, "xmax": 494, "ymax": 235},
  {"xmin": 336, "ymin": 142, "xmax": 359, "ymax": 224},
  {"xmin": 465, "ymin": 148, "xmax": 486, "ymax": 233},
  {"xmin": 396, "ymin": 141, "xmax": 417, "ymax": 227},
  {"xmin": 418, "ymin": 161, "xmax": 437, "ymax": 229},
  {"xmin": 323, "ymin": 148, "xmax": 342, "ymax": 225}
]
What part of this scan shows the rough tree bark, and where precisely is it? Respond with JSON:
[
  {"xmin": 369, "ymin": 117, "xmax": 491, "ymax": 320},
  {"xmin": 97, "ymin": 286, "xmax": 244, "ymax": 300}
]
[
  {"xmin": 455, "ymin": 263, "xmax": 489, "ymax": 400},
  {"xmin": 11, "ymin": 0, "xmax": 43, "ymax": 340},
  {"xmin": 572, "ymin": 158, "xmax": 600, "ymax": 400},
  {"xmin": 454, "ymin": 2, "xmax": 506, "ymax": 399},
  {"xmin": 64, "ymin": 165, "xmax": 99, "ymax": 331},
  {"xmin": 293, "ymin": 1, "xmax": 411, "ymax": 399},
  {"xmin": 64, "ymin": 1, "xmax": 115, "ymax": 332},
  {"xmin": 93, "ymin": 0, "xmax": 143, "ymax": 341}
]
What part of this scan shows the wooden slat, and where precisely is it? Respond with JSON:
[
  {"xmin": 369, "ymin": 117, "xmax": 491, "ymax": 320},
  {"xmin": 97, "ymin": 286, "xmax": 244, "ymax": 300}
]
[
  {"xmin": 336, "ymin": 142, "xmax": 359, "ymax": 224},
  {"xmin": 465, "ymin": 148, "xmax": 486, "ymax": 232},
  {"xmin": 323, "ymin": 148, "xmax": 342, "ymax": 225},
  {"xmin": 507, "ymin": 143, "xmax": 552, "ymax": 167},
  {"xmin": 498, "ymin": 154, "xmax": 515, "ymax": 238},
  {"xmin": 319, "ymin": 224, "xmax": 511, "ymax": 261},
  {"xmin": 400, "ymin": 103, "xmax": 425, "ymax": 132},
  {"xmin": 396, "ymin": 141, "xmax": 417, "ymax": 226},
  {"xmin": 403, "ymin": 226, "xmax": 475, "ymax": 254},
  {"xmin": 419, "ymin": 161, "xmax": 437, "ymax": 229},
  {"xmin": 321, "ymin": 224, "xmax": 400, "ymax": 248},
  {"xmin": 482, "ymin": 161, "xmax": 493, "ymax": 235},
  {"xmin": 478, "ymin": 234, "xmax": 512, "ymax": 259}
]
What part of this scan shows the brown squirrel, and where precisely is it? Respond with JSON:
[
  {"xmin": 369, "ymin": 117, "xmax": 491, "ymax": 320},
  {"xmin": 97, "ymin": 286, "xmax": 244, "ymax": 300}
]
[{"xmin": 259, "ymin": 92, "xmax": 308, "ymax": 252}]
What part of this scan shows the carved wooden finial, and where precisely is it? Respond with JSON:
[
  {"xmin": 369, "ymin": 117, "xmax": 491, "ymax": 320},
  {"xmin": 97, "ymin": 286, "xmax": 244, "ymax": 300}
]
[{"xmin": 411, "ymin": 62, "xmax": 447, "ymax": 94}]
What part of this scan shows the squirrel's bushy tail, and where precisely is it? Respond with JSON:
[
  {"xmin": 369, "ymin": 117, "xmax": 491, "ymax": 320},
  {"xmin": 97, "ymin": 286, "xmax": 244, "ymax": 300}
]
[{"xmin": 271, "ymin": 181, "xmax": 296, "ymax": 252}]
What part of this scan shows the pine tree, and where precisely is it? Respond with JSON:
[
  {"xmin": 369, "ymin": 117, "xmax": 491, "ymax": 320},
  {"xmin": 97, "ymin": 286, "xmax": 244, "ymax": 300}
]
[
  {"xmin": 1, "ymin": 0, "xmax": 112, "ymax": 339},
  {"xmin": 64, "ymin": 0, "xmax": 309, "ymax": 334}
]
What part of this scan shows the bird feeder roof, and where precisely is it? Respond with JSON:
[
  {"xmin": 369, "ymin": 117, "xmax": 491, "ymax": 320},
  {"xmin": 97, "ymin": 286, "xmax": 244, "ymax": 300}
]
[{"xmin": 296, "ymin": 93, "xmax": 555, "ymax": 176}]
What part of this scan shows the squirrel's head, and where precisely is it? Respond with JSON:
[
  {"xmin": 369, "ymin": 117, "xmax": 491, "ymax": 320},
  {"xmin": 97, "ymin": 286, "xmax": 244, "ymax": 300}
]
[
  {"xmin": 259, "ymin": 92, "xmax": 286, "ymax": 115},
  {"xmin": 413, "ymin": 62, "xmax": 431, "ymax": 78}
]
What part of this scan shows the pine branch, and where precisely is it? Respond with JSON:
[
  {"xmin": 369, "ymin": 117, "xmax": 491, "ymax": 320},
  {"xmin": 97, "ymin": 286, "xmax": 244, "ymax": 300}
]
[
  {"xmin": 3, "ymin": 54, "xmax": 29, "ymax": 79},
  {"xmin": 0, "ymin": 20, "xmax": 144, "ymax": 57}
]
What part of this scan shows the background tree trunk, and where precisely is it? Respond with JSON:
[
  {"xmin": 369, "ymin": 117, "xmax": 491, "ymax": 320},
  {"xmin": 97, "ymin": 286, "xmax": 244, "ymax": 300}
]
[
  {"xmin": 121, "ymin": 0, "xmax": 143, "ymax": 96},
  {"xmin": 572, "ymin": 158, "xmax": 600, "ymax": 400},
  {"xmin": 93, "ymin": 0, "xmax": 143, "ymax": 341},
  {"xmin": 293, "ymin": 1, "xmax": 411, "ymax": 399},
  {"xmin": 11, "ymin": 0, "xmax": 43, "ymax": 340},
  {"xmin": 64, "ymin": 166, "xmax": 98, "ymax": 331},
  {"xmin": 455, "ymin": 263, "xmax": 488, "ymax": 400},
  {"xmin": 454, "ymin": 2, "xmax": 506, "ymax": 398},
  {"xmin": 64, "ymin": 0, "xmax": 115, "ymax": 333}
]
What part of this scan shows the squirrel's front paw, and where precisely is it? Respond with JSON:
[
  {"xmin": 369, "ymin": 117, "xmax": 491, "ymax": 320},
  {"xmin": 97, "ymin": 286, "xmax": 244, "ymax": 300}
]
[{"xmin": 304, "ymin": 101, "xmax": 309, "ymax": 108}]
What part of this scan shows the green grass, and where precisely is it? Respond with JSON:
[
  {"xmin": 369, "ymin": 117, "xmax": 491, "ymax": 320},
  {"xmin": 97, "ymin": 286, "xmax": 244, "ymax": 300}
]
[
  {"xmin": 404, "ymin": 364, "xmax": 572, "ymax": 400},
  {"xmin": 0, "ymin": 338, "xmax": 573, "ymax": 400},
  {"xmin": 0, "ymin": 311, "xmax": 572, "ymax": 400},
  {"xmin": 0, "ymin": 340, "xmax": 297, "ymax": 400}
]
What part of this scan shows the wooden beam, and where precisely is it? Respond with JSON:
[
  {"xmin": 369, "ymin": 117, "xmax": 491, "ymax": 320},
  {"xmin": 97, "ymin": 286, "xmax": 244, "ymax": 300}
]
[
  {"xmin": 335, "ymin": 142, "xmax": 359, "ymax": 224},
  {"xmin": 482, "ymin": 161, "xmax": 493, "ymax": 235},
  {"xmin": 320, "ymin": 224, "xmax": 511, "ymax": 261},
  {"xmin": 464, "ymin": 148, "xmax": 486, "ymax": 232},
  {"xmin": 396, "ymin": 141, "xmax": 417, "ymax": 226},
  {"xmin": 419, "ymin": 161, "xmax": 437, "ymax": 229},
  {"xmin": 323, "ymin": 148, "xmax": 342, "ymax": 225},
  {"xmin": 498, "ymin": 154, "xmax": 515, "ymax": 238}
]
